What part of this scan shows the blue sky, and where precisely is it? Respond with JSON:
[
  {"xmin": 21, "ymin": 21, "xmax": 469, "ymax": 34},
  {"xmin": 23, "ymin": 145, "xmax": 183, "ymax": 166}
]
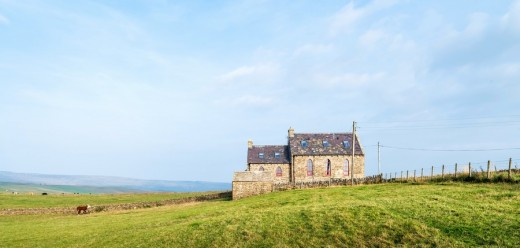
[{"xmin": 1, "ymin": 0, "xmax": 519, "ymax": 182}]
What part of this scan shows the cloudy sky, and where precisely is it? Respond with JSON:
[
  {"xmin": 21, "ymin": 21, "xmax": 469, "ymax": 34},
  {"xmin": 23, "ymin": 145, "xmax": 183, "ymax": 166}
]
[{"xmin": 1, "ymin": 0, "xmax": 519, "ymax": 182}]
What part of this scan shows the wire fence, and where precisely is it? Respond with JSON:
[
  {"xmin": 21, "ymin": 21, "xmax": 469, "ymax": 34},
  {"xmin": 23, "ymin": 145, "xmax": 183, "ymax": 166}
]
[{"xmin": 382, "ymin": 158, "xmax": 520, "ymax": 183}]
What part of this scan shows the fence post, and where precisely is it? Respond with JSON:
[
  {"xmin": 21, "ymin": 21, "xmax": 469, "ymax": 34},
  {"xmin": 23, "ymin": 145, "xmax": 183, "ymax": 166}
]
[
  {"xmin": 421, "ymin": 168, "xmax": 424, "ymax": 181},
  {"xmin": 442, "ymin": 164, "xmax": 445, "ymax": 179},
  {"xmin": 487, "ymin": 160, "xmax": 490, "ymax": 179},
  {"xmin": 413, "ymin": 170, "xmax": 416, "ymax": 182},
  {"xmin": 406, "ymin": 170, "xmax": 409, "ymax": 181},
  {"xmin": 431, "ymin": 166, "xmax": 434, "ymax": 179},
  {"xmin": 401, "ymin": 171, "xmax": 403, "ymax": 182},
  {"xmin": 469, "ymin": 162, "xmax": 472, "ymax": 177},
  {"xmin": 509, "ymin": 158, "xmax": 512, "ymax": 180},
  {"xmin": 454, "ymin": 163, "xmax": 458, "ymax": 178}
]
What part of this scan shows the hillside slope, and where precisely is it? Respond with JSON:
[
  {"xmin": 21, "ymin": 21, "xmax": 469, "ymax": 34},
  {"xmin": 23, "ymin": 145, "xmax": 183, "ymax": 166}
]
[
  {"xmin": 0, "ymin": 171, "xmax": 230, "ymax": 193},
  {"xmin": 1, "ymin": 183, "xmax": 519, "ymax": 247}
]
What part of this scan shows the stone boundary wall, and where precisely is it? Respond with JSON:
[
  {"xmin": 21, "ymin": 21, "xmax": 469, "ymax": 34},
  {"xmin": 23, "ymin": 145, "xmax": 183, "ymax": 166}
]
[
  {"xmin": 233, "ymin": 171, "xmax": 272, "ymax": 181},
  {"xmin": 232, "ymin": 181, "xmax": 272, "ymax": 200},
  {"xmin": 272, "ymin": 174, "xmax": 382, "ymax": 192},
  {"xmin": 0, "ymin": 191, "xmax": 231, "ymax": 216}
]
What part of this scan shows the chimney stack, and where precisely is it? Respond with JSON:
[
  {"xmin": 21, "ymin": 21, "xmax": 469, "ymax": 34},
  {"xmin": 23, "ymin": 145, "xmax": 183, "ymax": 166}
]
[
  {"xmin": 288, "ymin": 127, "xmax": 294, "ymax": 138},
  {"xmin": 248, "ymin": 139, "xmax": 253, "ymax": 149}
]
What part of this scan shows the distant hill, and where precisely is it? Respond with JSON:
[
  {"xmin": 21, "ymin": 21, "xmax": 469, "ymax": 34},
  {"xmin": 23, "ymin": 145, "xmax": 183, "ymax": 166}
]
[{"xmin": 0, "ymin": 171, "xmax": 230, "ymax": 193}]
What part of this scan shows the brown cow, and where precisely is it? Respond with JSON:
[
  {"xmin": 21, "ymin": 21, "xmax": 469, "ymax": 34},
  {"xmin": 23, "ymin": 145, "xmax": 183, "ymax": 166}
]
[{"xmin": 76, "ymin": 205, "xmax": 91, "ymax": 214}]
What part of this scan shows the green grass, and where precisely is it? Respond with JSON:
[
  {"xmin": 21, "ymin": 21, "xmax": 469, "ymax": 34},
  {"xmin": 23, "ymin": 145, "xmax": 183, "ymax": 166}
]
[
  {"xmin": 1, "ymin": 183, "xmax": 519, "ymax": 247},
  {"xmin": 0, "ymin": 192, "xmax": 213, "ymax": 209}
]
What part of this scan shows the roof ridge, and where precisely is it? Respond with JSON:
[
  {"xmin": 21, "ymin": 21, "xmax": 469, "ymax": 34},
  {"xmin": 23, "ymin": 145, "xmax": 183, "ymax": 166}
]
[
  {"xmin": 293, "ymin": 132, "xmax": 351, "ymax": 135},
  {"xmin": 251, "ymin": 145, "xmax": 287, "ymax": 148}
]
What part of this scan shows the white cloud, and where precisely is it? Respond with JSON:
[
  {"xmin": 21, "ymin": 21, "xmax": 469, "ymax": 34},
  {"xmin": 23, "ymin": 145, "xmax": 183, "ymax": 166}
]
[
  {"xmin": 501, "ymin": 0, "xmax": 520, "ymax": 33},
  {"xmin": 315, "ymin": 72, "xmax": 386, "ymax": 89},
  {"xmin": 329, "ymin": 2, "xmax": 366, "ymax": 34},
  {"xmin": 215, "ymin": 94, "xmax": 274, "ymax": 107},
  {"xmin": 0, "ymin": 14, "xmax": 9, "ymax": 25},
  {"xmin": 359, "ymin": 29, "xmax": 386, "ymax": 46},
  {"xmin": 219, "ymin": 63, "xmax": 280, "ymax": 83},
  {"xmin": 293, "ymin": 43, "xmax": 334, "ymax": 56},
  {"xmin": 329, "ymin": 0, "xmax": 399, "ymax": 35},
  {"xmin": 464, "ymin": 12, "xmax": 490, "ymax": 37}
]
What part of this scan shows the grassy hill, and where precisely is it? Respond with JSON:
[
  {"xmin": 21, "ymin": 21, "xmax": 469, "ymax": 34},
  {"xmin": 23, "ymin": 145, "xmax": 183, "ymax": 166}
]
[{"xmin": 1, "ymin": 182, "xmax": 519, "ymax": 247}]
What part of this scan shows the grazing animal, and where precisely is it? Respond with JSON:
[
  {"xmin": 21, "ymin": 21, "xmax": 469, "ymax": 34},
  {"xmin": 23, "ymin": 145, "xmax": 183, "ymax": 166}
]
[{"xmin": 76, "ymin": 205, "xmax": 91, "ymax": 214}]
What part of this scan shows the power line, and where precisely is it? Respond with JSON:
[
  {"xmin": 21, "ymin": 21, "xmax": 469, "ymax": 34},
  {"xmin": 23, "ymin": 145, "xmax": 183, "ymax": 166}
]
[
  {"xmin": 379, "ymin": 145, "xmax": 520, "ymax": 152},
  {"xmin": 359, "ymin": 121, "xmax": 520, "ymax": 130},
  {"xmin": 359, "ymin": 115, "xmax": 520, "ymax": 124},
  {"xmin": 357, "ymin": 116, "xmax": 520, "ymax": 130}
]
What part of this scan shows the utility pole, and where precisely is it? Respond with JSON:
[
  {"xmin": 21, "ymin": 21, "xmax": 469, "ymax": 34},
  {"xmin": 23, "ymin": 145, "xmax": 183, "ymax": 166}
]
[
  {"xmin": 377, "ymin": 142, "xmax": 381, "ymax": 175},
  {"xmin": 351, "ymin": 121, "xmax": 356, "ymax": 186}
]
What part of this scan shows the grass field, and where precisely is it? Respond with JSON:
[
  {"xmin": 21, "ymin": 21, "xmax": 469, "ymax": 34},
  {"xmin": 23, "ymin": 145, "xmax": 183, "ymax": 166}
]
[
  {"xmin": 0, "ymin": 192, "xmax": 214, "ymax": 209},
  {"xmin": 1, "ymin": 182, "xmax": 519, "ymax": 247}
]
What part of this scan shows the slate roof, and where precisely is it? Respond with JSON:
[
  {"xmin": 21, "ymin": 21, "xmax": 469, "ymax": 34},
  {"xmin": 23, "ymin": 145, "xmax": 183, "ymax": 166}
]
[
  {"xmin": 247, "ymin": 145, "xmax": 290, "ymax": 164},
  {"xmin": 289, "ymin": 133, "xmax": 364, "ymax": 156}
]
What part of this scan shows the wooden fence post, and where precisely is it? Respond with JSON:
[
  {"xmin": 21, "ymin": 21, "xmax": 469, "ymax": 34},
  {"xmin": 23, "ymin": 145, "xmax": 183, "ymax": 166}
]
[
  {"xmin": 509, "ymin": 158, "xmax": 512, "ymax": 180},
  {"xmin": 421, "ymin": 168, "xmax": 423, "ymax": 181},
  {"xmin": 468, "ymin": 162, "xmax": 472, "ymax": 177},
  {"xmin": 401, "ymin": 171, "xmax": 403, "ymax": 181},
  {"xmin": 454, "ymin": 163, "xmax": 458, "ymax": 178},
  {"xmin": 431, "ymin": 166, "xmax": 434, "ymax": 179},
  {"xmin": 406, "ymin": 170, "xmax": 409, "ymax": 181},
  {"xmin": 442, "ymin": 164, "xmax": 445, "ymax": 179},
  {"xmin": 413, "ymin": 170, "xmax": 416, "ymax": 182},
  {"xmin": 487, "ymin": 160, "xmax": 490, "ymax": 179}
]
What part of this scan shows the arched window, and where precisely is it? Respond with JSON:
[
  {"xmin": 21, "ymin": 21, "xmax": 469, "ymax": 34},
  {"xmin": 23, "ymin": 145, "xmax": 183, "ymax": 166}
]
[
  {"xmin": 307, "ymin": 159, "xmax": 313, "ymax": 176},
  {"xmin": 343, "ymin": 160, "xmax": 349, "ymax": 176},
  {"xmin": 259, "ymin": 166, "xmax": 265, "ymax": 171},
  {"xmin": 276, "ymin": 167, "xmax": 282, "ymax": 177},
  {"xmin": 326, "ymin": 159, "xmax": 331, "ymax": 176}
]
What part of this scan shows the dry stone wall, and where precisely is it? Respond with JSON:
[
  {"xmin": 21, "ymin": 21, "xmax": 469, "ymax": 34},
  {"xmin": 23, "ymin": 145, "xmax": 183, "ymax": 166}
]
[
  {"xmin": 0, "ymin": 192, "xmax": 231, "ymax": 215},
  {"xmin": 273, "ymin": 174, "xmax": 382, "ymax": 191}
]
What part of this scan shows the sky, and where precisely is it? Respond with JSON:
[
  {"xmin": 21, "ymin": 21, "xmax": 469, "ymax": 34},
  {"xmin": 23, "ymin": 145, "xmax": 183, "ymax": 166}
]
[{"xmin": 1, "ymin": 0, "xmax": 519, "ymax": 182}]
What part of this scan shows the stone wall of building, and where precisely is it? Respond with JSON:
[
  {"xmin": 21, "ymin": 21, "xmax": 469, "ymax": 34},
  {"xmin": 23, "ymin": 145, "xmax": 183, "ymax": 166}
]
[
  {"xmin": 292, "ymin": 155, "xmax": 364, "ymax": 182},
  {"xmin": 248, "ymin": 163, "xmax": 290, "ymax": 183},
  {"xmin": 232, "ymin": 171, "xmax": 273, "ymax": 200},
  {"xmin": 232, "ymin": 181, "xmax": 273, "ymax": 200}
]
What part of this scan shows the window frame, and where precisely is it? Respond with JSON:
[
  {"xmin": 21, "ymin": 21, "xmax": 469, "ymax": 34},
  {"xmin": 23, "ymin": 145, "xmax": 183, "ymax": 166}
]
[
  {"xmin": 343, "ymin": 160, "xmax": 350, "ymax": 176},
  {"xmin": 258, "ymin": 152, "xmax": 264, "ymax": 159},
  {"xmin": 307, "ymin": 159, "xmax": 313, "ymax": 176},
  {"xmin": 276, "ymin": 166, "xmax": 282, "ymax": 177},
  {"xmin": 326, "ymin": 159, "xmax": 331, "ymax": 176}
]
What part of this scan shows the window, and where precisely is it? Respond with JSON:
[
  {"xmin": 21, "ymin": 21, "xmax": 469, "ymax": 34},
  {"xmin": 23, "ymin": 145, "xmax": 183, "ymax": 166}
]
[
  {"xmin": 343, "ymin": 141, "xmax": 350, "ymax": 148},
  {"xmin": 301, "ymin": 140, "xmax": 308, "ymax": 148},
  {"xmin": 326, "ymin": 159, "xmax": 331, "ymax": 176},
  {"xmin": 258, "ymin": 153, "xmax": 264, "ymax": 159},
  {"xmin": 307, "ymin": 159, "xmax": 313, "ymax": 176},
  {"xmin": 276, "ymin": 167, "xmax": 282, "ymax": 177},
  {"xmin": 274, "ymin": 152, "xmax": 281, "ymax": 159},
  {"xmin": 323, "ymin": 140, "xmax": 330, "ymax": 147},
  {"xmin": 343, "ymin": 160, "xmax": 349, "ymax": 176},
  {"xmin": 259, "ymin": 166, "xmax": 265, "ymax": 171}
]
